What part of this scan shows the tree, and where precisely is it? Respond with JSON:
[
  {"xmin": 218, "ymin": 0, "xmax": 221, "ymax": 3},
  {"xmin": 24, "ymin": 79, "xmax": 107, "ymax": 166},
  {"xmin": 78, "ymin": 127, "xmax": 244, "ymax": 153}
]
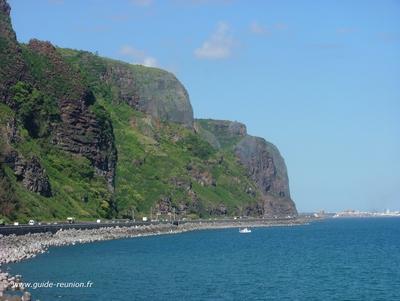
[{"xmin": 11, "ymin": 82, "xmax": 59, "ymax": 138}]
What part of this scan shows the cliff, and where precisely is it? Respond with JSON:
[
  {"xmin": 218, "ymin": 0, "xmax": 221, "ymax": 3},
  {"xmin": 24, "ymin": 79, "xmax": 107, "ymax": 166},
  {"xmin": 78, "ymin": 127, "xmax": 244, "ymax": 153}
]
[
  {"xmin": 1, "ymin": 0, "xmax": 117, "ymax": 219},
  {"xmin": 0, "ymin": 0, "xmax": 28, "ymax": 107},
  {"xmin": 24, "ymin": 40, "xmax": 117, "ymax": 191},
  {"xmin": 0, "ymin": 0, "xmax": 297, "ymax": 221},
  {"xmin": 195, "ymin": 119, "xmax": 247, "ymax": 149},
  {"xmin": 61, "ymin": 49, "xmax": 194, "ymax": 128},
  {"xmin": 196, "ymin": 119, "xmax": 298, "ymax": 217},
  {"xmin": 235, "ymin": 136, "xmax": 297, "ymax": 217}
]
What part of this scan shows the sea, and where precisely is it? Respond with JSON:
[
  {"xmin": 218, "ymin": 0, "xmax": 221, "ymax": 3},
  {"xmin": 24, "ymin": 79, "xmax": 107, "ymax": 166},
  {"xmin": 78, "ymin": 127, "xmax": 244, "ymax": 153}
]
[{"xmin": 7, "ymin": 218, "xmax": 400, "ymax": 301}]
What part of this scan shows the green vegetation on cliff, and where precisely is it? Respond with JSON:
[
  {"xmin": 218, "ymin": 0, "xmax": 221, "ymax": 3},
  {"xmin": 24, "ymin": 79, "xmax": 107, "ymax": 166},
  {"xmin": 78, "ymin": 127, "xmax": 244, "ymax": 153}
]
[
  {"xmin": 0, "ymin": 0, "xmax": 297, "ymax": 222},
  {"xmin": 95, "ymin": 97, "xmax": 260, "ymax": 219}
]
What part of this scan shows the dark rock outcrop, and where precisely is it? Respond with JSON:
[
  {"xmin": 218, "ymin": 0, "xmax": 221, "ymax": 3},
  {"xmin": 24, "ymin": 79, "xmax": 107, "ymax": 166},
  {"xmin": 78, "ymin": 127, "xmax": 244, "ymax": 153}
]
[
  {"xmin": 4, "ymin": 117, "xmax": 19, "ymax": 144},
  {"xmin": 0, "ymin": 0, "xmax": 10, "ymax": 14},
  {"xmin": 53, "ymin": 92, "xmax": 117, "ymax": 190},
  {"xmin": 0, "ymin": 113, "xmax": 51, "ymax": 197},
  {"xmin": 235, "ymin": 136, "xmax": 297, "ymax": 217},
  {"xmin": 0, "ymin": 0, "xmax": 28, "ymax": 106},
  {"xmin": 242, "ymin": 202, "xmax": 264, "ymax": 216},
  {"xmin": 5, "ymin": 151, "xmax": 52, "ymax": 197},
  {"xmin": 25, "ymin": 40, "xmax": 117, "ymax": 191},
  {"xmin": 190, "ymin": 168, "xmax": 215, "ymax": 187},
  {"xmin": 208, "ymin": 204, "xmax": 228, "ymax": 216},
  {"xmin": 154, "ymin": 196, "xmax": 174, "ymax": 215}
]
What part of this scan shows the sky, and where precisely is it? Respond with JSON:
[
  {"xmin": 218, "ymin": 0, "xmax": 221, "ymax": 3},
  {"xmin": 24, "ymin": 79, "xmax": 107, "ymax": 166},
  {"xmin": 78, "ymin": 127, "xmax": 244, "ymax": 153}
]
[{"xmin": 8, "ymin": 0, "xmax": 400, "ymax": 212}]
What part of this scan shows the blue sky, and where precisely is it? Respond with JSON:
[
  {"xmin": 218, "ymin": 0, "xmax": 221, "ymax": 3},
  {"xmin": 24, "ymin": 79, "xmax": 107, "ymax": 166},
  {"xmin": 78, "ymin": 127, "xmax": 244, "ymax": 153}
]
[{"xmin": 8, "ymin": 0, "xmax": 400, "ymax": 212}]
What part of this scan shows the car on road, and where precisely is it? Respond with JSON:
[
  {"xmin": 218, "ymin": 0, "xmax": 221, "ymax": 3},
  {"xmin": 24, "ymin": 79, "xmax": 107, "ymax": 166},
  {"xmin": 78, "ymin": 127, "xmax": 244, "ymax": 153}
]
[{"xmin": 28, "ymin": 220, "xmax": 36, "ymax": 225}]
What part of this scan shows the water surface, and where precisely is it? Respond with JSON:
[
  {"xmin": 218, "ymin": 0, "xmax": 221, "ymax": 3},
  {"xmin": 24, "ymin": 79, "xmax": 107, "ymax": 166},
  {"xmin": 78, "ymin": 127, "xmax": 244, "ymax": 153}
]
[{"xmin": 8, "ymin": 218, "xmax": 400, "ymax": 300}]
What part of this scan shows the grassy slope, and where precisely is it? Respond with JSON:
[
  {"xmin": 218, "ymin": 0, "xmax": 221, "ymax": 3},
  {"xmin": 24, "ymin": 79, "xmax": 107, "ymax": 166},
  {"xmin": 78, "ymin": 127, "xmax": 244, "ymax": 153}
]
[
  {"xmin": 99, "ymin": 98, "xmax": 259, "ymax": 219},
  {"xmin": 1, "ymin": 47, "xmax": 262, "ymax": 222},
  {"xmin": 0, "ymin": 102, "xmax": 112, "ymax": 222},
  {"xmin": 195, "ymin": 119, "xmax": 244, "ymax": 150},
  {"xmin": 59, "ymin": 48, "xmax": 261, "ymax": 218},
  {"xmin": 0, "ymin": 44, "xmax": 113, "ymax": 222}
]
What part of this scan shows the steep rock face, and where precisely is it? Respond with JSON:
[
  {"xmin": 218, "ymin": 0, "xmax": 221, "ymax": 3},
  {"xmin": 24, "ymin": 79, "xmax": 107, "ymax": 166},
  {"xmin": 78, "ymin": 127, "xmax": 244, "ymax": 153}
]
[
  {"xmin": 5, "ymin": 151, "xmax": 52, "ymax": 197},
  {"xmin": 54, "ymin": 96, "xmax": 117, "ymax": 190},
  {"xmin": 61, "ymin": 51, "xmax": 194, "ymax": 127},
  {"xmin": 195, "ymin": 119, "xmax": 247, "ymax": 149},
  {"xmin": 25, "ymin": 40, "xmax": 117, "ymax": 191},
  {"xmin": 234, "ymin": 136, "xmax": 297, "ymax": 217},
  {"xmin": 0, "ymin": 112, "xmax": 52, "ymax": 197},
  {"xmin": 104, "ymin": 64, "xmax": 194, "ymax": 127},
  {"xmin": 196, "ymin": 119, "xmax": 298, "ymax": 217},
  {"xmin": 0, "ymin": 0, "xmax": 28, "ymax": 106}
]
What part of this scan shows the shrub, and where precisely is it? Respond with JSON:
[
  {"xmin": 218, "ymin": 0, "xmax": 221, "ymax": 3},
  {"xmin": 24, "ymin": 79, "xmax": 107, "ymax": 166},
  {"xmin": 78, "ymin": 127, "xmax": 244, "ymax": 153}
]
[
  {"xmin": 11, "ymin": 82, "xmax": 59, "ymax": 138},
  {"xmin": 180, "ymin": 133, "xmax": 215, "ymax": 160}
]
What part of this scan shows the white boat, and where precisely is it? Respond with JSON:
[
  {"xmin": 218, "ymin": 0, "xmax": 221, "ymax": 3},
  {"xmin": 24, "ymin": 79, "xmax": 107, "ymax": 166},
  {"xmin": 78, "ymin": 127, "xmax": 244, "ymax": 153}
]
[{"xmin": 239, "ymin": 227, "xmax": 251, "ymax": 233}]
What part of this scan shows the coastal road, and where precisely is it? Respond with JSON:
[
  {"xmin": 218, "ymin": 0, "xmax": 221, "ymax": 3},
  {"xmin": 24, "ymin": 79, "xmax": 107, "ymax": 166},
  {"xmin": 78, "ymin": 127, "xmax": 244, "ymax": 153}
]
[
  {"xmin": 0, "ymin": 220, "xmax": 162, "ymax": 236},
  {"xmin": 0, "ymin": 217, "xmax": 299, "ymax": 236}
]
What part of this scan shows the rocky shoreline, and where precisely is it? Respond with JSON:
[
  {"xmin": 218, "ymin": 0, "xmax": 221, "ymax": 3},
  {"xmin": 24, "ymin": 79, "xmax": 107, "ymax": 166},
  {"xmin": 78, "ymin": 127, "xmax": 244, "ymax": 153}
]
[{"xmin": 0, "ymin": 219, "xmax": 308, "ymax": 300}]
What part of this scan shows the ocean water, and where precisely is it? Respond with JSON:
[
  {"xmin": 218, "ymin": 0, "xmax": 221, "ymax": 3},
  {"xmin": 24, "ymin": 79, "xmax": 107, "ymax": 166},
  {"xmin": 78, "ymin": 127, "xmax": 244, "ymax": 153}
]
[{"xmin": 7, "ymin": 218, "xmax": 400, "ymax": 301}]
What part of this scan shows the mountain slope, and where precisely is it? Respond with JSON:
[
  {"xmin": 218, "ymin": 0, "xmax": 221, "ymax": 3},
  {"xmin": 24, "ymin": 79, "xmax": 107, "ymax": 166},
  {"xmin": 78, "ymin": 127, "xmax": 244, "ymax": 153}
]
[
  {"xmin": 0, "ymin": 0, "xmax": 297, "ymax": 222},
  {"xmin": 60, "ymin": 48, "xmax": 194, "ymax": 128},
  {"xmin": 196, "ymin": 119, "xmax": 297, "ymax": 217},
  {"xmin": 59, "ymin": 49, "xmax": 264, "ymax": 219},
  {"xmin": 1, "ymin": 0, "xmax": 116, "ymax": 220}
]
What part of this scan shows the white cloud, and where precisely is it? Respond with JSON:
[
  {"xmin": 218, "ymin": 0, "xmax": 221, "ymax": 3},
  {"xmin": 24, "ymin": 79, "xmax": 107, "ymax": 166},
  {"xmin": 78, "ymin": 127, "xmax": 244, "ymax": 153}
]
[
  {"xmin": 119, "ymin": 45, "xmax": 158, "ymax": 67},
  {"xmin": 142, "ymin": 57, "xmax": 158, "ymax": 67},
  {"xmin": 194, "ymin": 22, "xmax": 234, "ymax": 60},
  {"xmin": 249, "ymin": 21, "xmax": 269, "ymax": 35}
]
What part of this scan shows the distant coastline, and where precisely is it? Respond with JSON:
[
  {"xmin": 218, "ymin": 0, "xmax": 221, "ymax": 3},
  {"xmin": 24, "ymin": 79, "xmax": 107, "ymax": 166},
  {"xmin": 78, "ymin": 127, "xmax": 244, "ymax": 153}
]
[{"xmin": 333, "ymin": 210, "xmax": 400, "ymax": 218}]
